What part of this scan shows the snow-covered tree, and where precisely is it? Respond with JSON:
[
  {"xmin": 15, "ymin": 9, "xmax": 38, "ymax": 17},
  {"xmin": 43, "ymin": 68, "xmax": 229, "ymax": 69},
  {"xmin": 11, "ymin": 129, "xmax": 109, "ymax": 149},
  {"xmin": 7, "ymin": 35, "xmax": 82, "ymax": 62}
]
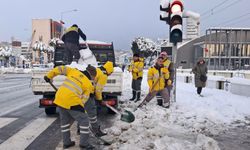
[
  {"xmin": 0, "ymin": 46, "xmax": 13, "ymax": 57},
  {"xmin": 131, "ymin": 37, "xmax": 161, "ymax": 66}
]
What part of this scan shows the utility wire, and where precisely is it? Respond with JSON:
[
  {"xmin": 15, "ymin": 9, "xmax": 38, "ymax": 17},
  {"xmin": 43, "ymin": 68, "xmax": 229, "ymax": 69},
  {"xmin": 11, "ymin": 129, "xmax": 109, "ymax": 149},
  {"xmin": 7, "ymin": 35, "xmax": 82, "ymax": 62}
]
[
  {"xmin": 227, "ymin": 15, "xmax": 250, "ymax": 26},
  {"xmin": 216, "ymin": 12, "xmax": 250, "ymax": 26},
  {"xmin": 202, "ymin": 0, "xmax": 244, "ymax": 21},
  {"xmin": 201, "ymin": 0, "xmax": 231, "ymax": 16}
]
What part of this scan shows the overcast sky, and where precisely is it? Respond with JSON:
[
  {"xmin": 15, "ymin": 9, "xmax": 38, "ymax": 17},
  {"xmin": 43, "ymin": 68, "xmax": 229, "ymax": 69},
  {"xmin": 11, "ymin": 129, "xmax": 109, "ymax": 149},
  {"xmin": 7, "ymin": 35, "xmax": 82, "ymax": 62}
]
[{"xmin": 0, "ymin": 0, "xmax": 249, "ymax": 50}]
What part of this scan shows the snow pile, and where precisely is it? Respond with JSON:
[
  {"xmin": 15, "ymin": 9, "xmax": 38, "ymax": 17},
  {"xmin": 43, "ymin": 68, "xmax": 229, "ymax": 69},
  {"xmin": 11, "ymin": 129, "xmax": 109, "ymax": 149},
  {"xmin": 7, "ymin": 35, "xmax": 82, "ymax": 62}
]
[
  {"xmin": 106, "ymin": 71, "xmax": 250, "ymax": 150},
  {"xmin": 49, "ymin": 38, "xmax": 61, "ymax": 47},
  {"xmin": 0, "ymin": 67, "xmax": 32, "ymax": 74},
  {"xmin": 78, "ymin": 47, "xmax": 98, "ymax": 66},
  {"xmin": 229, "ymin": 77, "xmax": 250, "ymax": 85},
  {"xmin": 80, "ymin": 39, "xmax": 109, "ymax": 45},
  {"xmin": 67, "ymin": 62, "xmax": 88, "ymax": 71},
  {"xmin": 106, "ymin": 105, "xmax": 220, "ymax": 150},
  {"xmin": 0, "ymin": 46, "xmax": 13, "ymax": 57}
]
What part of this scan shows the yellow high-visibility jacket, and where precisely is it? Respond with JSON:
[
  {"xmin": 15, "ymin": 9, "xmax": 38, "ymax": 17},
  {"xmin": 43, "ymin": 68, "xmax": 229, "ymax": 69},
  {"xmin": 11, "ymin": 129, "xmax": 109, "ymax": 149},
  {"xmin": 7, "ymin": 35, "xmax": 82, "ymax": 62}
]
[
  {"xmin": 46, "ymin": 66, "xmax": 94, "ymax": 109},
  {"xmin": 94, "ymin": 68, "xmax": 108, "ymax": 101},
  {"xmin": 163, "ymin": 59, "xmax": 171, "ymax": 68},
  {"xmin": 128, "ymin": 60, "xmax": 144, "ymax": 80},
  {"xmin": 147, "ymin": 66, "xmax": 170, "ymax": 92}
]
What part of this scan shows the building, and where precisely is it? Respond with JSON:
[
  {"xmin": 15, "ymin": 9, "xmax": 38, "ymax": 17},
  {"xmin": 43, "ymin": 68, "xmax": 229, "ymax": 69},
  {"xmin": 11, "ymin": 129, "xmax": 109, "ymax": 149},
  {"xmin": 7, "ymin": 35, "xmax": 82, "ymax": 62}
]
[
  {"xmin": 177, "ymin": 28, "xmax": 250, "ymax": 70},
  {"xmin": 20, "ymin": 42, "xmax": 32, "ymax": 68},
  {"xmin": 186, "ymin": 17, "xmax": 200, "ymax": 40},
  {"xmin": 31, "ymin": 19, "xmax": 63, "ymax": 64}
]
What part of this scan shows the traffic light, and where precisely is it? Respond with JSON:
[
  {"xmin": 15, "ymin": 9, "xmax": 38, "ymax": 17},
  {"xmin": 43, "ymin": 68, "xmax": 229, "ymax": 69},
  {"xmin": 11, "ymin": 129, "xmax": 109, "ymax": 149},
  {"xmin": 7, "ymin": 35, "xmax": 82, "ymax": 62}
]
[
  {"xmin": 169, "ymin": 0, "xmax": 183, "ymax": 44},
  {"xmin": 160, "ymin": 0, "xmax": 170, "ymax": 24}
]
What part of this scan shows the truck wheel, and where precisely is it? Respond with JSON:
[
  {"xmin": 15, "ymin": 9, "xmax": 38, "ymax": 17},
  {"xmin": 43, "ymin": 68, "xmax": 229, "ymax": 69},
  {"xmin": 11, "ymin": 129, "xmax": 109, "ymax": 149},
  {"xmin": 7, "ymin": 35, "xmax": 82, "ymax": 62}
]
[{"xmin": 45, "ymin": 107, "xmax": 56, "ymax": 115}]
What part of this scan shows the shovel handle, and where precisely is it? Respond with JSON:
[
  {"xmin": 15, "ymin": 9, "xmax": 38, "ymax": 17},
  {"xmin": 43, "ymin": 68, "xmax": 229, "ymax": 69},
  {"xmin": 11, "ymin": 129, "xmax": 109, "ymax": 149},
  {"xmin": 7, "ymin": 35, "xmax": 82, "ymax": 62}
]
[
  {"xmin": 48, "ymin": 81, "xmax": 58, "ymax": 91},
  {"xmin": 105, "ymin": 103, "xmax": 121, "ymax": 115}
]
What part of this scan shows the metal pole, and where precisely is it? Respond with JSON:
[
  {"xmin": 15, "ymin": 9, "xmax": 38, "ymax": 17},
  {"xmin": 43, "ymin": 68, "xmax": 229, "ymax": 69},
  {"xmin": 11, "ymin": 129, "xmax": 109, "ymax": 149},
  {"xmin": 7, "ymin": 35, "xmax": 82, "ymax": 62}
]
[{"xmin": 172, "ymin": 43, "xmax": 177, "ymax": 102}]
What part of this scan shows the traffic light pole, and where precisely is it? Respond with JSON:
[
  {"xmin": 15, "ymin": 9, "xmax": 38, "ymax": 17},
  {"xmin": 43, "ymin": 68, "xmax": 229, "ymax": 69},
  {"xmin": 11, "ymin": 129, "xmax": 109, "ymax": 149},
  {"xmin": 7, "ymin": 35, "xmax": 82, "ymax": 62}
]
[{"xmin": 172, "ymin": 43, "xmax": 177, "ymax": 102}]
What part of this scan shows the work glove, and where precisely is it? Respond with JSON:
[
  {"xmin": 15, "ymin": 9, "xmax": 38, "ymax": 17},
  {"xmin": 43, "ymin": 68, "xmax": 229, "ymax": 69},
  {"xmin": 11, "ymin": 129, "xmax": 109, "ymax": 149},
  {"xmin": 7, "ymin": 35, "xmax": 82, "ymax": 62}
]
[
  {"xmin": 44, "ymin": 76, "xmax": 51, "ymax": 83},
  {"xmin": 161, "ymin": 68, "xmax": 169, "ymax": 74},
  {"xmin": 167, "ymin": 80, "xmax": 172, "ymax": 86},
  {"xmin": 95, "ymin": 99, "xmax": 103, "ymax": 106},
  {"xmin": 101, "ymin": 101, "xmax": 107, "ymax": 105}
]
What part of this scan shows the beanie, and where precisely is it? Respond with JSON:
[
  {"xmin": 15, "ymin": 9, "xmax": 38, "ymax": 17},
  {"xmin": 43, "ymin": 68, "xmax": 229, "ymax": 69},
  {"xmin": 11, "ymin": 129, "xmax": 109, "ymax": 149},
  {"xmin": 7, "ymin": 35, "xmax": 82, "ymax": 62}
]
[{"xmin": 133, "ymin": 53, "xmax": 139, "ymax": 57}]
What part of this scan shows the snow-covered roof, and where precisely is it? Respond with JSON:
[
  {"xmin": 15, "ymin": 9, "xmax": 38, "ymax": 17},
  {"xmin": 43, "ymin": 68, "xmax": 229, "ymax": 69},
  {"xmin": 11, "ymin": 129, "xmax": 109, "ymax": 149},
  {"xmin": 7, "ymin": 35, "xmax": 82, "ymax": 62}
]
[{"xmin": 56, "ymin": 39, "xmax": 111, "ymax": 45}]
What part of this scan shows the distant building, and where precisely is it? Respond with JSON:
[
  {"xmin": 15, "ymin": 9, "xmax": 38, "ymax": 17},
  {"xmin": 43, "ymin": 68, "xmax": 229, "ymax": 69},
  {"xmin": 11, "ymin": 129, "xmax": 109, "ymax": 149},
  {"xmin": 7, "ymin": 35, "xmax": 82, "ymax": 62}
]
[
  {"xmin": 31, "ymin": 19, "xmax": 62, "ymax": 64},
  {"xmin": 177, "ymin": 28, "xmax": 250, "ymax": 70}
]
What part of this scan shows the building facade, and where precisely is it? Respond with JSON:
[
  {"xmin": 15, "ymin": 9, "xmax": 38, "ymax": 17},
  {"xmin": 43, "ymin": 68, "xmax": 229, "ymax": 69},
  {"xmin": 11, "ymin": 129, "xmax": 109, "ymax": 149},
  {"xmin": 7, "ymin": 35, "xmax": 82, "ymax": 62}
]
[
  {"xmin": 31, "ymin": 19, "xmax": 62, "ymax": 64},
  {"xmin": 177, "ymin": 28, "xmax": 250, "ymax": 70}
]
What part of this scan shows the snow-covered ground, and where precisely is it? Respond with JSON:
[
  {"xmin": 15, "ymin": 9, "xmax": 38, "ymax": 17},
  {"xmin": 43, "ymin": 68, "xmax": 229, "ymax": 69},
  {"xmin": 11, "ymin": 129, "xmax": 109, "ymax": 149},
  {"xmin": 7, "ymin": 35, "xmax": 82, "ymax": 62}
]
[
  {"xmin": 0, "ymin": 67, "xmax": 32, "ymax": 74},
  {"xmin": 104, "ymin": 70, "xmax": 250, "ymax": 150}
]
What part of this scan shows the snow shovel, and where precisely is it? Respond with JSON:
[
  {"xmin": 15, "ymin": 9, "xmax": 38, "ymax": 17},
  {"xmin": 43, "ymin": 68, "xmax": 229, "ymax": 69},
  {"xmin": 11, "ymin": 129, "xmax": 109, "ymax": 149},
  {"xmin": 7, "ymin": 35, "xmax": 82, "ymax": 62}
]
[
  {"xmin": 105, "ymin": 103, "xmax": 135, "ymax": 123},
  {"xmin": 135, "ymin": 78, "xmax": 161, "ymax": 110},
  {"xmin": 48, "ymin": 81, "xmax": 58, "ymax": 91}
]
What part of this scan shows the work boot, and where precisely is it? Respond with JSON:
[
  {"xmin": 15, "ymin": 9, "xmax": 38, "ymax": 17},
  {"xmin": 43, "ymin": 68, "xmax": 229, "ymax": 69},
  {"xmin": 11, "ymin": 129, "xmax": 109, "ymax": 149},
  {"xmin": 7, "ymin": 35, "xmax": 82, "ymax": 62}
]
[
  {"xmin": 129, "ymin": 91, "xmax": 136, "ymax": 101},
  {"xmin": 80, "ymin": 144, "xmax": 95, "ymax": 150},
  {"xmin": 77, "ymin": 127, "xmax": 80, "ymax": 135},
  {"xmin": 162, "ymin": 102, "xmax": 170, "ymax": 109},
  {"xmin": 91, "ymin": 126, "xmax": 107, "ymax": 137},
  {"xmin": 157, "ymin": 99, "xmax": 163, "ymax": 106},
  {"xmin": 135, "ymin": 92, "xmax": 141, "ymax": 102},
  {"xmin": 63, "ymin": 141, "xmax": 75, "ymax": 149}
]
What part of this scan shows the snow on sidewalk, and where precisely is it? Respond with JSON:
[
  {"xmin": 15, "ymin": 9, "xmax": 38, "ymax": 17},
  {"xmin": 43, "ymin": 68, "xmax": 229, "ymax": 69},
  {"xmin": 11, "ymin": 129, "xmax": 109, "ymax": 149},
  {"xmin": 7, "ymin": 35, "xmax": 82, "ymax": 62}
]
[{"xmin": 105, "ymin": 71, "xmax": 250, "ymax": 150}]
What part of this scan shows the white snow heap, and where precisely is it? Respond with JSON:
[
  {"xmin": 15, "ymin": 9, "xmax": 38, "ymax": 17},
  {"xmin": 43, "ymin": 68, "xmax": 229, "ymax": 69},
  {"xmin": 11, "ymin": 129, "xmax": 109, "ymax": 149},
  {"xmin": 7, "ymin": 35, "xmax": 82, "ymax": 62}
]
[
  {"xmin": 19, "ymin": 55, "xmax": 27, "ymax": 61},
  {"xmin": 105, "ymin": 71, "xmax": 250, "ymax": 150},
  {"xmin": 49, "ymin": 38, "xmax": 61, "ymax": 48},
  {"xmin": 0, "ymin": 46, "xmax": 13, "ymax": 57},
  {"xmin": 33, "ymin": 40, "xmax": 55, "ymax": 52}
]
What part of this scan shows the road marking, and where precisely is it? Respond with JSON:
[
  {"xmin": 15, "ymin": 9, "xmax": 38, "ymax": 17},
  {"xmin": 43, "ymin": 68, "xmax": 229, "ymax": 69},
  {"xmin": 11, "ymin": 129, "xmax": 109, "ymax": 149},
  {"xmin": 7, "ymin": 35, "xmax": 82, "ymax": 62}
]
[
  {"xmin": 0, "ymin": 83, "xmax": 29, "ymax": 90},
  {"xmin": 0, "ymin": 100, "xmax": 38, "ymax": 117},
  {"xmin": 0, "ymin": 118, "xmax": 18, "ymax": 128},
  {"xmin": 0, "ymin": 117, "xmax": 56, "ymax": 150}
]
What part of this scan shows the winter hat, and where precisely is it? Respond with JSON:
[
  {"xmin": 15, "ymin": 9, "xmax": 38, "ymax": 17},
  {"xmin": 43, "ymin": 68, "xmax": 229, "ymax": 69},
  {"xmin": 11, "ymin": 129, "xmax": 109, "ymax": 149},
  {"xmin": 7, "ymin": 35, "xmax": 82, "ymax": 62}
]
[
  {"xmin": 72, "ymin": 24, "xmax": 78, "ymax": 28},
  {"xmin": 133, "ymin": 53, "xmax": 139, "ymax": 57},
  {"xmin": 103, "ymin": 61, "xmax": 114, "ymax": 75},
  {"xmin": 86, "ymin": 65, "xmax": 97, "ymax": 77},
  {"xmin": 160, "ymin": 51, "xmax": 168, "ymax": 56}
]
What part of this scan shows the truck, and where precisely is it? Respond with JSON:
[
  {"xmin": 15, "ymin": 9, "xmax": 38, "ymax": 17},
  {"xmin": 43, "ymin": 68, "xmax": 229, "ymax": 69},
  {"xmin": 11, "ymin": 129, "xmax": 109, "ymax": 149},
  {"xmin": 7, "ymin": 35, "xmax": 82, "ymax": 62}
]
[{"xmin": 31, "ymin": 41, "xmax": 123, "ymax": 115}]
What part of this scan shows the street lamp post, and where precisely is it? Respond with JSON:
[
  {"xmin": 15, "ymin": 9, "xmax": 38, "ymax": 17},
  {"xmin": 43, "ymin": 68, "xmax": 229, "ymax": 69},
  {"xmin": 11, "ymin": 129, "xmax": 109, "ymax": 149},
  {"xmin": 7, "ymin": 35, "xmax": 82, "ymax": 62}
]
[{"xmin": 60, "ymin": 9, "xmax": 78, "ymax": 25}]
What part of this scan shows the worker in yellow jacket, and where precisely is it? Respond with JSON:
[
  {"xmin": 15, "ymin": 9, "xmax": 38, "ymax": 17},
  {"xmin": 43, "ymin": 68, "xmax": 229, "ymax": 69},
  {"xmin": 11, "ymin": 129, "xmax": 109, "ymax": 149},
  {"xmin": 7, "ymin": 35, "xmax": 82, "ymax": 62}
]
[
  {"xmin": 82, "ymin": 61, "xmax": 114, "ymax": 137},
  {"xmin": 44, "ymin": 65, "xmax": 97, "ymax": 149},
  {"xmin": 94, "ymin": 61, "xmax": 114, "ymax": 101},
  {"xmin": 61, "ymin": 24, "xmax": 87, "ymax": 64},
  {"xmin": 128, "ymin": 53, "xmax": 144, "ymax": 101},
  {"xmin": 139, "ymin": 56, "xmax": 170, "ymax": 108},
  {"xmin": 156, "ymin": 51, "xmax": 174, "ymax": 106}
]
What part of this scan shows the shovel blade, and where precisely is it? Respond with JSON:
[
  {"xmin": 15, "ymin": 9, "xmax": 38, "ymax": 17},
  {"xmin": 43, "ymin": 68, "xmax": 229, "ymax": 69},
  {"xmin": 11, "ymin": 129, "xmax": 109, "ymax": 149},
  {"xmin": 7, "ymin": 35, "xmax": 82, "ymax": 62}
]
[{"xmin": 120, "ymin": 110, "xmax": 135, "ymax": 123}]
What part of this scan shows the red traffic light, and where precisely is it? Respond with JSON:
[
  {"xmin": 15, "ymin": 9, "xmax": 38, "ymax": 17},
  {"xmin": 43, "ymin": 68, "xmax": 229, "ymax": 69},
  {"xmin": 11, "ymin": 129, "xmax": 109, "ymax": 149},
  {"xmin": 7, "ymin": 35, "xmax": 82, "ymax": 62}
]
[{"xmin": 170, "ymin": 0, "xmax": 183, "ymax": 13}]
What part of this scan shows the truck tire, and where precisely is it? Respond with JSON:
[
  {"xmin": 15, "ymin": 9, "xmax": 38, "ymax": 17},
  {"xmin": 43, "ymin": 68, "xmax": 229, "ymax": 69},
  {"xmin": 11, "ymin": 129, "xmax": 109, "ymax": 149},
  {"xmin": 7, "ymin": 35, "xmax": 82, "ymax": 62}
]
[{"xmin": 45, "ymin": 107, "xmax": 56, "ymax": 115}]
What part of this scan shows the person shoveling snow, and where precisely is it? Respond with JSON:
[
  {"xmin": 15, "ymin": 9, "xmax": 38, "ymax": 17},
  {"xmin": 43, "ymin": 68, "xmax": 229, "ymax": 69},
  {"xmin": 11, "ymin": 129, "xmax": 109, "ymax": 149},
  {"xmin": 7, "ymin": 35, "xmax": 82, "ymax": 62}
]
[{"xmin": 137, "ymin": 56, "xmax": 170, "ymax": 109}]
